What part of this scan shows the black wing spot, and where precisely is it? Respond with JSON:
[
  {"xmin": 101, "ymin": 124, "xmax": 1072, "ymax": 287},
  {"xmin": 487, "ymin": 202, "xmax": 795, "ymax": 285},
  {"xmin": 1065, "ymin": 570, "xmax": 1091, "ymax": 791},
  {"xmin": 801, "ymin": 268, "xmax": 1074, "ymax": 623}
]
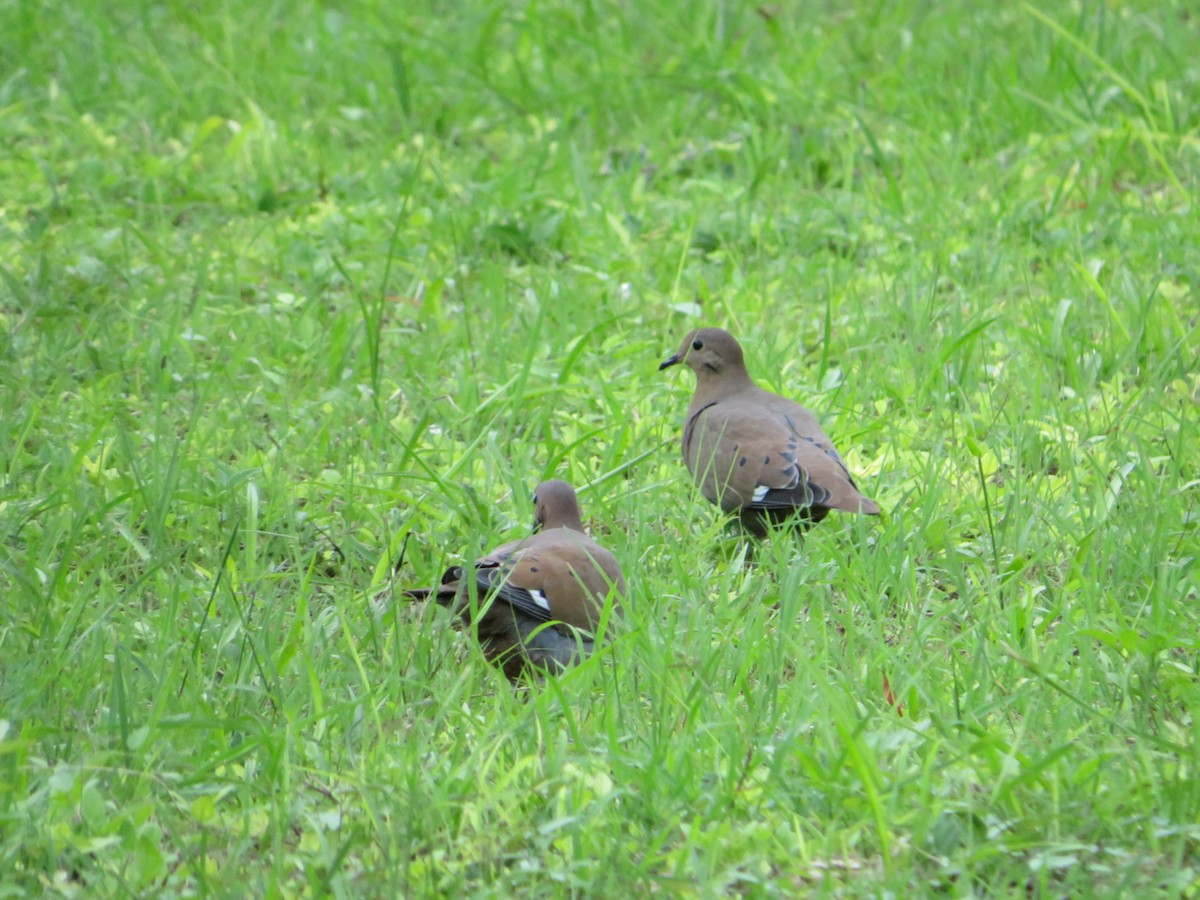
[
  {"xmin": 738, "ymin": 456, "xmax": 747, "ymax": 467},
  {"xmin": 780, "ymin": 450, "xmax": 797, "ymax": 463},
  {"xmin": 529, "ymin": 566, "xmax": 539, "ymax": 573},
  {"xmin": 763, "ymin": 455, "xmax": 770, "ymax": 465}
]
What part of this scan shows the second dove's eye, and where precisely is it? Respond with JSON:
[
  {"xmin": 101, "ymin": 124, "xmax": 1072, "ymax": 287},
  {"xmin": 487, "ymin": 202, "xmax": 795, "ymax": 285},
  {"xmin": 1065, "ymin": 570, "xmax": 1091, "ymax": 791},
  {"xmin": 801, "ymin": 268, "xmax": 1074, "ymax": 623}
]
[{"xmin": 692, "ymin": 339, "xmax": 703, "ymax": 350}]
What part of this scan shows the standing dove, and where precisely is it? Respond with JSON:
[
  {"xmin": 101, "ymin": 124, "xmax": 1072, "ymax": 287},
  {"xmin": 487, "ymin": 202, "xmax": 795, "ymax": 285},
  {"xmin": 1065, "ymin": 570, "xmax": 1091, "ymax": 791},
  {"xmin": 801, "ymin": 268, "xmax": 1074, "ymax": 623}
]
[
  {"xmin": 405, "ymin": 480, "xmax": 625, "ymax": 680},
  {"xmin": 660, "ymin": 327, "xmax": 880, "ymax": 536}
]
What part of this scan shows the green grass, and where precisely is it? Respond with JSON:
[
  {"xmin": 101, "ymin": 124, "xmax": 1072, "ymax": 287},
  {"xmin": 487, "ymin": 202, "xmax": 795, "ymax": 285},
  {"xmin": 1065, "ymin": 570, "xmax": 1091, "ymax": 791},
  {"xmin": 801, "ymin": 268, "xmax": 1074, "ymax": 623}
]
[{"xmin": 1, "ymin": 0, "xmax": 1198, "ymax": 894}]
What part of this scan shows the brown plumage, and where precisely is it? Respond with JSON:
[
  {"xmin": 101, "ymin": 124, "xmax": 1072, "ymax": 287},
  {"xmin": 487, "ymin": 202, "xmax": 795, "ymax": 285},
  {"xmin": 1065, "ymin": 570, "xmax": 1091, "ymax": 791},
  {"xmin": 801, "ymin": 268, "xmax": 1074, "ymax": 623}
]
[
  {"xmin": 404, "ymin": 480, "xmax": 625, "ymax": 680},
  {"xmin": 659, "ymin": 327, "xmax": 880, "ymax": 536}
]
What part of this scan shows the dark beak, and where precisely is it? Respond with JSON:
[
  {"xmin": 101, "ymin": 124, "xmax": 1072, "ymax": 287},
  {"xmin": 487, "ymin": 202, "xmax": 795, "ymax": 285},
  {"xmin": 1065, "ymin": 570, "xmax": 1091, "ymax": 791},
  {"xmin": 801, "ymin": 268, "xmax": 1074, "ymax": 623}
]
[{"xmin": 659, "ymin": 353, "xmax": 682, "ymax": 371}]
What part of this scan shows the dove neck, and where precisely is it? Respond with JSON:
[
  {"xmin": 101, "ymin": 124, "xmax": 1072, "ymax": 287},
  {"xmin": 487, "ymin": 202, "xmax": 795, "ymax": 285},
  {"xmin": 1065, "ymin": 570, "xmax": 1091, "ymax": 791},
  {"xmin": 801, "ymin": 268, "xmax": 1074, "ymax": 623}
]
[
  {"xmin": 542, "ymin": 513, "xmax": 586, "ymax": 533},
  {"xmin": 693, "ymin": 367, "xmax": 754, "ymax": 401}
]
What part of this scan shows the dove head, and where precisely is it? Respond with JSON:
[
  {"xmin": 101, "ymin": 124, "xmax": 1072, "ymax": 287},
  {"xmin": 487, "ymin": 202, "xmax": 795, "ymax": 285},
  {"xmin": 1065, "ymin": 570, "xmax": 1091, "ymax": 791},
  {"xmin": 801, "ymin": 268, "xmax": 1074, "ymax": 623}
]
[
  {"xmin": 532, "ymin": 479, "xmax": 586, "ymax": 533},
  {"xmin": 659, "ymin": 327, "xmax": 753, "ymax": 392}
]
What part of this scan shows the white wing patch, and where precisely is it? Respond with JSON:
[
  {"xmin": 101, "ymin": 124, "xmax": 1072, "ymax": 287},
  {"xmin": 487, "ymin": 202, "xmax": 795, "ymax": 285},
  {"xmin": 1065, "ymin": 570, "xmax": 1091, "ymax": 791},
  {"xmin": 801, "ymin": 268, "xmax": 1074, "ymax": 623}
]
[
  {"xmin": 528, "ymin": 589, "xmax": 552, "ymax": 612},
  {"xmin": 752, "ymin": 485, "xmax": 771, "ymax": 502}
]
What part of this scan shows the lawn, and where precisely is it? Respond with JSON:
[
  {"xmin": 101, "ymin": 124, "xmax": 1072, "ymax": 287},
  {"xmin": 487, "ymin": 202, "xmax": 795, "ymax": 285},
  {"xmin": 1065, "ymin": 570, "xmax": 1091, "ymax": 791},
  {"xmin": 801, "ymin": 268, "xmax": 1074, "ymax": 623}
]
[{"xmin": 1, "ymin": 0, "xmax": 1198, "ymax": 895}]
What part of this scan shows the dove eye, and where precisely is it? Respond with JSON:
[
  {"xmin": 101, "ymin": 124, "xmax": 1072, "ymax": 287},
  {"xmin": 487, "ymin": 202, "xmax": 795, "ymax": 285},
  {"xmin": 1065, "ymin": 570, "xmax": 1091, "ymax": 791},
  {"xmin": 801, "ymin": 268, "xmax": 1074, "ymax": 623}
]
[{"xmin": 692, "ymin": 339, "xmax": 704, "ymax": 350}]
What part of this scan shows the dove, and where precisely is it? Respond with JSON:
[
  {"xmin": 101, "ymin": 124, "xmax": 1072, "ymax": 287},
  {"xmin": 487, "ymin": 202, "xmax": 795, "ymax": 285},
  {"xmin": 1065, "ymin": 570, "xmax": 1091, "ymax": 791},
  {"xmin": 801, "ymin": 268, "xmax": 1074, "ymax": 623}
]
[
  {"xmin": 405, "ymin": 480, "xmax": 625, "ymax": 679},
  {"xmin": 660, "ymin": 327, "xmax": 880, "ymax": 535}
]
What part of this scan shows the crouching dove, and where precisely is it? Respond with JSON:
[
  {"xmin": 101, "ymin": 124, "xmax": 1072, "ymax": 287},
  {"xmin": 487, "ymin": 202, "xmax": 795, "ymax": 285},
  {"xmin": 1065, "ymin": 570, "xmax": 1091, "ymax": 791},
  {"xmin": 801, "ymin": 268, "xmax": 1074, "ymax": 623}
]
[
  {"xmin": 405, "ymin": 480, "xmax": 625, "ymax": 680},
  {"xmin": 659, "ymin": 327, "xmax": 880, "ymax": 535}
]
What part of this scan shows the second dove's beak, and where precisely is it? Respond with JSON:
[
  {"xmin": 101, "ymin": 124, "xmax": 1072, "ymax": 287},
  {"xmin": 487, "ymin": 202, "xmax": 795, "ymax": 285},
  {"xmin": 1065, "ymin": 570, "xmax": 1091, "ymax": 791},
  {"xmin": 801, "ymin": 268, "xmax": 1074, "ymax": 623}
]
[{"xmin": 659, "ymin": 353, "xmax": 682, "ymax": 371}]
